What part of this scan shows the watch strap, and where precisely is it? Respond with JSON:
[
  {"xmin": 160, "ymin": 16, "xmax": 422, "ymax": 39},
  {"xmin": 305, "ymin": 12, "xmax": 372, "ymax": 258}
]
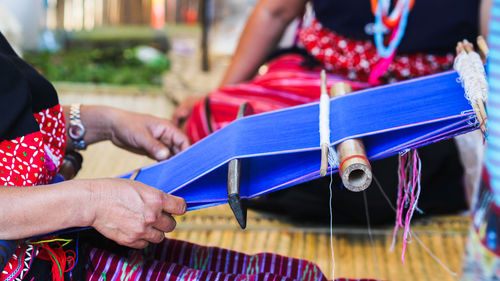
[{"xmin": 69, "ymin": 104, "xmax": 86, "ymax": 150}]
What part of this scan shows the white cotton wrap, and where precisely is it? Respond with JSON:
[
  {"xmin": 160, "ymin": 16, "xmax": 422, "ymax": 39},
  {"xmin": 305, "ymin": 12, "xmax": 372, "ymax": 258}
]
[
  {"xmin": 319, "ymin": 92, "xmax": 330, "ymax": 146},
  {"xmin": 453, "ymin": 50, "xmax": 488, "ymax": 104}
]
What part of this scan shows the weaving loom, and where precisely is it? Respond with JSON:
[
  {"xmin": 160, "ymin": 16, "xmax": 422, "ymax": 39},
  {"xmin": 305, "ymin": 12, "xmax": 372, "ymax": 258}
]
[
  {"xmin": 120, "ymin": 70, "xmax": 477, "ymax": 211},
  {"xmin": 0, "ymin": 67, "xmax": 481, "ymax": 271}
]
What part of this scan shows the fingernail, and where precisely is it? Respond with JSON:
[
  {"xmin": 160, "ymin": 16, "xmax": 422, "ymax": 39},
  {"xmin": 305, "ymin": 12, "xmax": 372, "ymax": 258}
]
[
  {"xmin": 156, "ymin": 149, "xmax": 169, "ymax": 160},
  {"xmin": 175, "ymin": 196, "xmax": 187, "ymax": 214},
  {"xmin": 181, "ymin": 201, "xmax": 187, "ymax": 214}
]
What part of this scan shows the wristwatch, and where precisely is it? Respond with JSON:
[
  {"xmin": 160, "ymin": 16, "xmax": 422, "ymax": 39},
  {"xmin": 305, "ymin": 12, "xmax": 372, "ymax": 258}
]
[{"xmin": 68, "ymin": 103, "xmax": 86, "ymax": 150}]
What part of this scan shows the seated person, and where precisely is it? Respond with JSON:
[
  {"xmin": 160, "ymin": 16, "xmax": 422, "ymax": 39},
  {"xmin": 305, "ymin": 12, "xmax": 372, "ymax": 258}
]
[{"xmin": 174, "ymin": 0, "xmax": 489, "ymax": 225}]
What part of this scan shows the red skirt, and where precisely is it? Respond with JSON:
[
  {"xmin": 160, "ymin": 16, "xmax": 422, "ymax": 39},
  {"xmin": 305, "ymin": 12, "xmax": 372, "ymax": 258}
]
[
  {"xmin": 185, "ymin": 54, "xmax": 370, "ymax": 143},
  {"xmin": 185, "ymin": 21, "xmax": 454, "ymax": 144}
]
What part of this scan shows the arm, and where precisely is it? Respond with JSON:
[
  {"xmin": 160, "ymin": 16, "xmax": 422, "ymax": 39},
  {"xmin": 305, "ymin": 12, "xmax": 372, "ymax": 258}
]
[
  {"xmin": 0, "ymin": 180, "xmax": 91, "ymax": 239},
  {"xmin": 0, "ymin": 106, "xmax": 190, "ymax": 248},
  {"xmin": 0, "ymin": 178, "xmax": 186, "ymax": 249},
  {"xmin": 64, "ymin": 105, "xmax": 190, "ymax": 160},
  {"xmin": 219, "ymin": 0, "xmax": 308, "ymax": 86},
  {"xmin": 173, "ymin": 0, "xmax": 307, "ymax": 125},
  {"xmin": 480, "ymin": 0, "xmax": 492, "ymax": 37}
]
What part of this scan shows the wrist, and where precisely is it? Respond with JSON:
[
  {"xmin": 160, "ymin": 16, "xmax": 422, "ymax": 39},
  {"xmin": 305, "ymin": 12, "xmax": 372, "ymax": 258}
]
[
  {"xmin": 50, "ymin": 180, "xmax": 96, "ymax": 228},
  {"xmin": 80, "ymin": 105, "xmax": 115, "ymax": 144},
  {"xmin": 72, "ymin": 179, "xmax": 98, "ymax": 227}
]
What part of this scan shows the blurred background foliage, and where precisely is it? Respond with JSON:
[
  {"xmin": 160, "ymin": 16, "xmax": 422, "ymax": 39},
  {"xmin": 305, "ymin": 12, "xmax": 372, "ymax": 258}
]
[{"xmin": 24, "ymin": 39, "xmax": 170, "ymax": 86}]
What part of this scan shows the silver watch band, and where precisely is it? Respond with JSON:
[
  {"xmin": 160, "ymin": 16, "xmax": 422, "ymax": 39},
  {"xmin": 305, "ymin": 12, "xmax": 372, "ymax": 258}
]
[{"xmin": 69, "ymin": 104, "xmax": 86, "ymax": 150}]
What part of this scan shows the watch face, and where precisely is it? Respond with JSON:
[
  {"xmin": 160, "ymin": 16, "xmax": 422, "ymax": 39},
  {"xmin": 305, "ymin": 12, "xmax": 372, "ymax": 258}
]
[{"xmin": 69, "ymin": 123, "xmax": 85, "ymax": 140}]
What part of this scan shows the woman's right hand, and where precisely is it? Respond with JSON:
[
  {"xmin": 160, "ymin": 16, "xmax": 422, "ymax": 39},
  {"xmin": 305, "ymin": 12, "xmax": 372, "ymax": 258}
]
[
  {"xmin": 87, "ymin": 178, "xmax": 186, "ymax": 249},
  {"xmin": 172, "ymin": 96, "xmax": 203, "ymax": 128}
]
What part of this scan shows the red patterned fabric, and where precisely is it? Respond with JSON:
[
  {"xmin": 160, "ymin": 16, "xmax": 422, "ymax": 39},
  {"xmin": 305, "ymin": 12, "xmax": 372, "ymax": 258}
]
[
  {"xmin": 0, "ymin": 132, "xmax": 45, "ymax": 186},
  {"xmin": 87, "ymin": 238, "xmax": 381, "ymax": 281},
  {"xmin": 33, "ymin": 104, "xmax": 66, "ymax": 181},
  {"xmin": 0, "ymin": 104, "xmax": 65, "ymax": 281},
  {"xmin": 0, "ymin": 245, "xmax": 36, "ymax": 281},
  {"xmin": 298, "ymin": 20, "xmax": 455, "ymax": 84},
  {"xmin": 185, "ymin": 22, "xmax": 456, "ymax": 143},
  {"xmin": 185, "ymin": 54, "xmax": 370, "ymax": 143},
  {"xmin": 0, "ymin": 104, "xmax": 65, "ymax": 187}
]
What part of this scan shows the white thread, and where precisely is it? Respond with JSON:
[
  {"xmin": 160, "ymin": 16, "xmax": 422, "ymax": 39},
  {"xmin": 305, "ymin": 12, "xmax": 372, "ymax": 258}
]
[
  {"xmin": 363, "ymin": 191, "xmax": 379, "ymax": 278},
  {"xmin": 328, "ymin": 171, "xmax": 335, "ymax": 280},
  {"xmin": 411, "ymin": 231, "xmax": 458, "ymax": 277},
  {"xmin": 328, "ymin": 147, "xmax": 339, "ymax": 170},
  {"xmin": 319, "ymin": 86, "xmax": 330, "ymax": 146},
  {"xmin": 372, "ymin": 175, "xmax": 458, "ymax": 277},
  {"xmin": 453, "ymin": 50, "xmax": 488, "ymax": 104}
]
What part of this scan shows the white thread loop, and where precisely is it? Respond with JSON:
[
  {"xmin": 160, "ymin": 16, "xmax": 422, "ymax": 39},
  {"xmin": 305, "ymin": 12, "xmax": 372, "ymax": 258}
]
[{"xmin": 453, "ymin": 50, "xmax": 488, "ymax": 104}]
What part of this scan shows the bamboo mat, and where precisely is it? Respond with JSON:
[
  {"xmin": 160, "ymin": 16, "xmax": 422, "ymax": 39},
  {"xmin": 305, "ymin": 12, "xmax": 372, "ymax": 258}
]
[{"xmin": 167, "ymin": 205, "xmax": 469, "ymax": 281}]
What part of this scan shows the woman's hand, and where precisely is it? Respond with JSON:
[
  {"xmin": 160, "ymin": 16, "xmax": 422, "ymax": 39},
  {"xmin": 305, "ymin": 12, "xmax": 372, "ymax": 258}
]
[
  {"xmin": 0, "ymin": 179, "xmax": 186, "ymax": 247},
  {"xmin": 88, "ymin": 178, "xmax": 186, "ymax": 248},
  {"xmin": 106, "ymin": 108, "xmax": 190, "ymax": 160},
  {"xmin": 64, "ymin": 106, "xmax": 190, "ymax": 160},
  {"xmin": 172, "ymin": 96, "xmax": 203, "ymax": 128}
]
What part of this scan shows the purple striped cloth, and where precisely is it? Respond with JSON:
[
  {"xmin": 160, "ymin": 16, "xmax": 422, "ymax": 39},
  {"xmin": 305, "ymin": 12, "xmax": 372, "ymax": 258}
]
[{"xmin": 86, "ymin": 238, "xmax": 381, "ymax": 281}]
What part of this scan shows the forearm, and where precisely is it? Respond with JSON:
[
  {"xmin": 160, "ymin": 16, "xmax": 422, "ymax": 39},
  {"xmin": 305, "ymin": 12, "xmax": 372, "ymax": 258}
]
[
  {"xmin": 480, "ymin": 0, "xmax": 492, "ymax": 37},
  {"xmin": 0, "ymin": 180, "xmax": 94, "ymax": 239},
  {"xmin": 219, "ymin": 0, "xmax": 307, "ymax": 86}
]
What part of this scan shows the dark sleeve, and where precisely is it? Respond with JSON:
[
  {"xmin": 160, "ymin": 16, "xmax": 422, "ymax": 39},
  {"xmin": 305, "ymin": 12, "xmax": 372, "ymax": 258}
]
[
  {"xmin": 0, "ymin": 33, "xmax": 59, "ymax": 113},
  {"xmin": 0, "ymin": 53, "xmax": 39, "ymax": 141}
]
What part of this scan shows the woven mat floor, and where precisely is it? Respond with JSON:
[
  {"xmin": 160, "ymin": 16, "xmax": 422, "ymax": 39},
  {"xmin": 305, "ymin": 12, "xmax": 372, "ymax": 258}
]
[
  {"xmin": 167, "ymin": 205, "xmax": 470, "ymax": 281},
  {"xmin": 69, "ymin": 136, "xmax": 470, "ymax": 281}
]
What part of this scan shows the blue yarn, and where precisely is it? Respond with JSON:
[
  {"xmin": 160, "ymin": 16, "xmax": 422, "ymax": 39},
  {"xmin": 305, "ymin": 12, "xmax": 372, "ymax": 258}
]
[
  {"xmin": 374, "ymin": 0, "xmax": 411, "ymax": 58},
  {"xmin": 69, "ymin": 232, "xmax": 80, "ymax": 278}
]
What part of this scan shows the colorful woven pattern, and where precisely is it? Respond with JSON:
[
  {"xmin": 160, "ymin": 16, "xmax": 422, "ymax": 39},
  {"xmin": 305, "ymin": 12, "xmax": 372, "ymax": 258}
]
[{"xmin": 88, "ymin": 238, "xmax": 380, "ymax": 281}]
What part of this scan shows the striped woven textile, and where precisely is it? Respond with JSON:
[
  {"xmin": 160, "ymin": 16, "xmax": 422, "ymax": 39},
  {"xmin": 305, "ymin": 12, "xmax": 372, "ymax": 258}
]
[
  {"xmin": 486, "ymin": 0, "xmax": 500, "ymax": 207},
  {"xmin": 460, "ymin": 1, "xmax": 500, "ymax": 279},
  {"xmin": 86, "ymin": 238, "xmax": 380, "ymax": 281}
]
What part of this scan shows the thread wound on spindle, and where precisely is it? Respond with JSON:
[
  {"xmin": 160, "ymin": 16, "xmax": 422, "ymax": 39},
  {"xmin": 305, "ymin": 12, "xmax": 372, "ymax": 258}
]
[{"xmin": 331, "ymin": 82, "xmax": 373, "ymax": 191}]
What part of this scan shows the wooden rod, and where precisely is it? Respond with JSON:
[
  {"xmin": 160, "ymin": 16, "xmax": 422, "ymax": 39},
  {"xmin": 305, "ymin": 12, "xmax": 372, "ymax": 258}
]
[
  {"xmin": 320, "ymin": 143, "xmax": 329, "ymax": 177},
  {"xmin": 320, "ymin": 70, "xmax": 329, "ymax": 176},
  {"xmin": 477, "ymin": 35, "xmax": 489, "ymax": 60},
  {"xmin": 330, "ymin": 82, "xmax": 373, "ymax": 192}
]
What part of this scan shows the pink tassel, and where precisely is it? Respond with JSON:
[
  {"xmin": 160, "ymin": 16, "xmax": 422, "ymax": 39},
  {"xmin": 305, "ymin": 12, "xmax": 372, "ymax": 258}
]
[{"xmin": 390, "ymin": 149, "xmax": 422, "ymax": 263}]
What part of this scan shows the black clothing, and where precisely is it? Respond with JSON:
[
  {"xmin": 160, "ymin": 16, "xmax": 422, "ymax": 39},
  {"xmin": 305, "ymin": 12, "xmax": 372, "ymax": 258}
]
[{"xmin": 313, "ymin": 0, "xmax": 480, "ymax": 55}]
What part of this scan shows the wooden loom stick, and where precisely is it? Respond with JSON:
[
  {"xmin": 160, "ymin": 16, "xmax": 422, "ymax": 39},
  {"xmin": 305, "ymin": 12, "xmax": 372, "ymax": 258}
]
[
  {"xmin": 130, "ymin": 168, "xmax": 141, "ymax": 180},
  {"xmin": 330, "ymin": 82, "xmax": 373, "ymax": 192},
  {"xmin": 477, "ymin": 35, "xmax": 489, "ymax": 60}
]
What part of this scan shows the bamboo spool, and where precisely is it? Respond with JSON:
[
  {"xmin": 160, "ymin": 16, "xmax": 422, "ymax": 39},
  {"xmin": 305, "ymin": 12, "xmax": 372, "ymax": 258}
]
[{"xmin": 330, "ymin": 82, "xmax": 372, "ymax": 192}]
